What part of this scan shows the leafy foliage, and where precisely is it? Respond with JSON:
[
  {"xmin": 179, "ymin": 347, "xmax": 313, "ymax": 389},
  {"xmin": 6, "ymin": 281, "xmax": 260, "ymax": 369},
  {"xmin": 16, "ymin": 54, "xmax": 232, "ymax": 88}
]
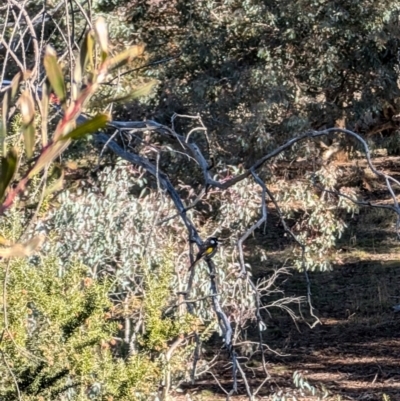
[
  {"xmin": 0, "ymin": 207, "xmax": 191, "ymax": 400},
  {"xmin": 0, "ymin": 12, "xmax": 165, "ymax": 400},
  {"xmin": 0, "ymin": 238, "xmax": 159, "ymax": 399},
  {"xmin": 1, "ymin": 1, "xmax": 399, "ymax": 399},
  {"xmin": 88, "ymin": 0, "xmax": 400, "ymax": 271},
  {"xmin": 103, "ymin": 0, "xmax": 400, "ymax": 146}
]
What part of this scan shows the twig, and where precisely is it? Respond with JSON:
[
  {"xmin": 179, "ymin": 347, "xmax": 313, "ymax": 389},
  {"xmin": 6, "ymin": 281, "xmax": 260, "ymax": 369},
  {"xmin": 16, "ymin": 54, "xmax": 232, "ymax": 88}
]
[
  {"xmin": 0, "ymin": 1, "xmax": 26, "ymax": 84},
  {"xmin": 96, "ymin": 133, "xmax": 199, "ymax": 240},
  {"xmin": 237, "ymin": 168, "xmax": 267, "ymax": 276},
  {"xmin": 235, "ymin": 168, "xmax": 272, "ymax": 387},
  {"xmin": 10, "ymin": 0, "xmax": 40, "ymax": 79},
  {"xmin": 236, "ymin": 359, "xmax": 254, "ymax": 401},
  {"xmin": 263, "ymin": 186, "xmax": 321, "ymax": 328},
  {"xmin": 1, "ymin": 350, "xmax": 22, "ymax": 400},
  {"xmin": 208, "ymin": 370, "xmax": 229, "ymax": 395},
  {"xmin": 0, "ymin": 259, "xmax": 44, "ymax": 362},
  {"xmin": 104, "ymin": 52, "xmax": 182, "ymax": 85},
  {"xmin": 162, "ymin": 336, "xmax": 187, "ymax": 400},
  {"xmin": 156, "ymin": 187, "xmax": 206, "ymax": 225}
]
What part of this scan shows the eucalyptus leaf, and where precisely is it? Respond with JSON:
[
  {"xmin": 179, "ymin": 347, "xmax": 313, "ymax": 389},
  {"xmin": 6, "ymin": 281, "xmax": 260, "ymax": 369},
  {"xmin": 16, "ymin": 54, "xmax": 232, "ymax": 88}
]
[
  {"xmin": 94, "ymin": 17, "xmax": 108, "ymax": 62},
  {"xmin": 80, "ymin": 30, "xmax": 95, "ymax": 73},
  {"xmin": 60, "ymin": 114, "xmax": 109, "ymax": 141},
  {"xmin": 43, "ymin": 46, "xmax": 66, "ymax": 107},
  {"xmin": 106, "ymin": 45, "xmax": 145, "ymax": 71},
  {"xmin": 0, "ymin": 148, "xmax": 18, "ymax": 201}
]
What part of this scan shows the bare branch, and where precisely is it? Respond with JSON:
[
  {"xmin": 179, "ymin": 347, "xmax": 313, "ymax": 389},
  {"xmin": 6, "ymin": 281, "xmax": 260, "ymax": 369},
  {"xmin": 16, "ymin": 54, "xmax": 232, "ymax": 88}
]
[{"xmin": 237, "ymin": 169, "xmax": 268, "ymax": 276}]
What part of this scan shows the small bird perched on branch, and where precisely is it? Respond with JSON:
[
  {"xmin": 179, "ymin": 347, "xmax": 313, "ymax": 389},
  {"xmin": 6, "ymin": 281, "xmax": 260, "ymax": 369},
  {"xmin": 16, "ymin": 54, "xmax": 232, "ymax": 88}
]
[{"xmin": 189, "ymin": 237, "xmax": 220, "ymax": 270}]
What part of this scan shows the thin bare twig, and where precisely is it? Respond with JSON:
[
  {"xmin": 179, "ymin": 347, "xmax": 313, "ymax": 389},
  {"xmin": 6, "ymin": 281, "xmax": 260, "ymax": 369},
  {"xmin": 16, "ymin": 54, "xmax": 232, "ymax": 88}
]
[
  {"xmin": 1, "ymin": 350, "xmax": 22, "ymax": 400},
  {"xmin": 9, "ymin": 0, "xmax": 40, "ymax": 79},
  {"xmin": 263, "ymin": 186, "xmax": 321, "ymax": 328}
]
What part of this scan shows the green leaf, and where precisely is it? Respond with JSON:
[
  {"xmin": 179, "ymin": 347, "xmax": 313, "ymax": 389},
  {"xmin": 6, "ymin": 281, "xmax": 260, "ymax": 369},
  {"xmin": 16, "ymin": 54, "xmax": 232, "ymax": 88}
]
[
  {"xmin": 0, "ymin": 148, "xmax": 18, "ymax": 201},
  {"xmin": 41, "ymin": 81, "xmax": 50, "ymax": 146},
  {"xmin": 93, "ymin": 81, "xmax": 156, "ymax": 107},
  {"xmin": 28, "ymin": 140, "xmax": 69, "ymax": 179},
  {"xmin": 10, "ymin": 71, "xmax": 23, "ymax": 101},
  {"xmin": 22, "ymin": 124, "xmax": 35, "ymax": 159},
  {"xmin": 0, "ymin": 234, "xmax": 45, "ymax": 259},
  {"xmin": 0, "ymin": 122, "xmax": 6, "ymax": 158},
  {"xmin": 60, "ymin": 114, "xmax": 109, "ymax": 141},
  {"xmin": 107, "ymin": 45, "xmax": 145, "ymax": 71},
  {"xmin": 72, "ymin": 62, "xmax": 82, "ymax": 102},
  {"xmin": 1, "ymin": 91, "xmax": 9, "ymax": 157},
  {"xmin": 94, "ymin": 17, "xmax": 108, "ymax": 62},
  {"xmin": 19, "ymin": 90, "xmax": 35, "ymax": 158},
  {"xmin": 80, "ymin": 30, "xmax": 95, "ymax": 74},
  {"xmin": 44, "ymin": 168, "xmax": 64, "ymax": 197},
  {"xmin": 125, "ymin": 81, "xmax": 155, "ymax": 99},
  {"xmin": 43, "ymin": 46, "xmax": 66, "ymax": 107}
]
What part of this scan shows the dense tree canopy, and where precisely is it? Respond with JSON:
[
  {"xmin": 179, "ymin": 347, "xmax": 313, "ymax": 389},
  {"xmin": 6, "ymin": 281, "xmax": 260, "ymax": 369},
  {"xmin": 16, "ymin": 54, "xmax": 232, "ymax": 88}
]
[
  {"xmin": 0, "ymin": 0, "xmax": 400, "ymax": 400},
  {"xmin": 103, "ymin": 0, "xmax": 400, "ymax": 153}
]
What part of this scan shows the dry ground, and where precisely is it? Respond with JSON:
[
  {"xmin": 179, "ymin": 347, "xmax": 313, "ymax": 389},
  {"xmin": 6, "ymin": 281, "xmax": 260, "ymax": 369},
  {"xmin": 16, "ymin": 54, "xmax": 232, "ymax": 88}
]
[
  {"xmin": 173, "ymin": 156, "xmax": 400, "ymax": 401},
  {"xmin": 176, "ymin": 262, "xmax": 400, "ymax": 401}
]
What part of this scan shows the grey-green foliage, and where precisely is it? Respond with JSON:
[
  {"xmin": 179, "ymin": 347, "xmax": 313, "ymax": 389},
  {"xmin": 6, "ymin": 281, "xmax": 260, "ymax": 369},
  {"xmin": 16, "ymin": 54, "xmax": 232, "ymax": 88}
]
[
  {"xmin": 275, "ymin": 156, "xmax": 360, "ymax": 271},
  {"xmin": 47, "ymin": 161, "xmax": 160, "ymax": 287},
  {"xmin": 0, "ymin": 209, "xmax": 160, "ymax": 401},
  {"xmin": 43, "ymin": 160, "xmax": 258, "ymax": 328},
  {"xmin": 95, "ymin": 0, "xmax": 400, "ymax": 155},
  {"xmin": 85, "ymin": 0, "xmax": 400, "ymax": 273},
  {"xmin": 271, "ymin": 371, "xmax": 331, "ymax": 401}
]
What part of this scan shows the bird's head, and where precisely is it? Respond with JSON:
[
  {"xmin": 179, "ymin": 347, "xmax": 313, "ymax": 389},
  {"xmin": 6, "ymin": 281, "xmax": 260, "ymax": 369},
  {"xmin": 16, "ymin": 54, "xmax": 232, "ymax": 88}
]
[{"xmin": 208, "ymin": 237, "xmax": 219, "ymax": 245}]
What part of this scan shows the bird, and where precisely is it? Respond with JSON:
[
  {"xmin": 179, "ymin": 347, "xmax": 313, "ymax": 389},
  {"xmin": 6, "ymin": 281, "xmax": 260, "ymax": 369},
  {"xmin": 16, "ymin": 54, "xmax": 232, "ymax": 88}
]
[{"xmin": 189, "ymin": 237, "xmax": 219, "ymax": 270}]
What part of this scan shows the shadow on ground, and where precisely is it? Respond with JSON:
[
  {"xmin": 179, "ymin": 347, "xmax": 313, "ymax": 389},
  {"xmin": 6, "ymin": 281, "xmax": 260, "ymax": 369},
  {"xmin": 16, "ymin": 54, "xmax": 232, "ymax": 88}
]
[
  {"xmin": 178, "ymin": 260, "xmax": 400, "ymax": 401},
  {"xmin": 178, "ymin": 158, "xmax": 400, "ymax": 400},
  {"xmin": 264, "ymin": 260, "xmax": 400, "ymax": 400}
]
